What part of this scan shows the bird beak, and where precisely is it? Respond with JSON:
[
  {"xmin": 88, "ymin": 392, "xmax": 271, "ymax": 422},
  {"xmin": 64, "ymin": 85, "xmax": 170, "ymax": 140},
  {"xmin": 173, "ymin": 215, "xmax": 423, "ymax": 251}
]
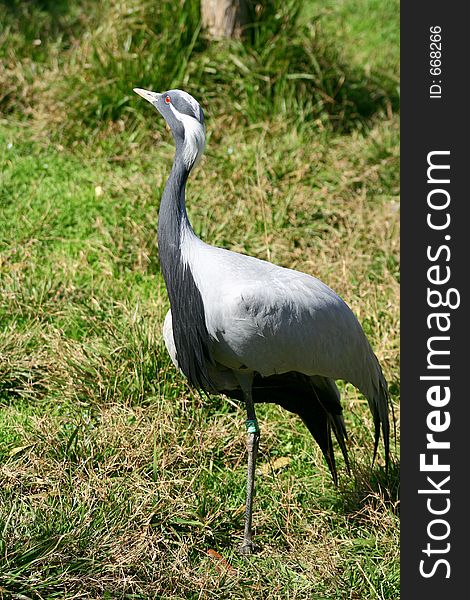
[{"xmin": 133, "ymin": 88, "xmax": 162, "ymax": 105}]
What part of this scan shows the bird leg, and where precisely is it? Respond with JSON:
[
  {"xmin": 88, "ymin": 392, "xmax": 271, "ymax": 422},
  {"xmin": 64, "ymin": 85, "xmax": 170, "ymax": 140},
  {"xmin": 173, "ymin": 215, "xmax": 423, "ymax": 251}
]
[{"xmin": 239, "ymin": 392, "xmax": 260, "ymax": 555}]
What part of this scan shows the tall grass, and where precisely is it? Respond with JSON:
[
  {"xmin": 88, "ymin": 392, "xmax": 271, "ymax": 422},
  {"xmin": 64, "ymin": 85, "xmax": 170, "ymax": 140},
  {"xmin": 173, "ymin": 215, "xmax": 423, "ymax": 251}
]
[{"xmin": 1, "ymin": 0, "xmax": 398, "ymax": 140}]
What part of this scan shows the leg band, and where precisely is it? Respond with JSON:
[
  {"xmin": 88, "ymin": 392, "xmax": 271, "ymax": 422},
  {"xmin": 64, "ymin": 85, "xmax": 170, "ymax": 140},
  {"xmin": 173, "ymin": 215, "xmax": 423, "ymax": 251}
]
[{"xmin": 246, "ymin": 419, "xmax": 259, "ymax": 434}]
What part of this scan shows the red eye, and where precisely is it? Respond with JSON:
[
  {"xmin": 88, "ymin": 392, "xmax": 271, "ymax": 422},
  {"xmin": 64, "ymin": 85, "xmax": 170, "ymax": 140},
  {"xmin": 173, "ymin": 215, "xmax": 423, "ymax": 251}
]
[{"xmin": 164, "ymin": 95, "xmax": 171, "ymax": 104}]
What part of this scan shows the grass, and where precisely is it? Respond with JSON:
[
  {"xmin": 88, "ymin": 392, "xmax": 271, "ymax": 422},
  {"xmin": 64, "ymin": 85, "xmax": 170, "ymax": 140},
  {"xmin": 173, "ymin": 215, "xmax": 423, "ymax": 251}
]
[{"xmin": 1, "ymin": 0, "xmax": 399, "ymax": 598}]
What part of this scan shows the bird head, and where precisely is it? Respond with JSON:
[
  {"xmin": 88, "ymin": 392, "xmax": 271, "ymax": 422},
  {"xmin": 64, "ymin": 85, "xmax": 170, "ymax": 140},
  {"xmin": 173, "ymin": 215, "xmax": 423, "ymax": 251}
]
[{"xmin": 133, "ymin": 87, "xmax": 205, "ymax": 170}]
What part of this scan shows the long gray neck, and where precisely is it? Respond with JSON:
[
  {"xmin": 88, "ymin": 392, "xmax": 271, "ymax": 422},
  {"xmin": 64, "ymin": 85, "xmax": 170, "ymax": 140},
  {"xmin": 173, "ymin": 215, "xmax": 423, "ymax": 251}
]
[
  {"xmin": 157, "ymin": 150, "xmax": 215, "ymax": 392},
  {"xmin": 157, "ymin": 154, "xmax": 192, "ymax": 267}
]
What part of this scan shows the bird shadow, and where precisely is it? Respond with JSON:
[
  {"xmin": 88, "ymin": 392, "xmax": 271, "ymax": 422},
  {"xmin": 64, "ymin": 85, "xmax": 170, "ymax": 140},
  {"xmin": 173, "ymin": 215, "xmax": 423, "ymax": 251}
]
[
  {"xmin": 334, "ymin": 456, "xmax": 400, "ymax": 519},
  {"xmin": 0, "ymin": 0, "xmax": 73, "ymax": 19}
]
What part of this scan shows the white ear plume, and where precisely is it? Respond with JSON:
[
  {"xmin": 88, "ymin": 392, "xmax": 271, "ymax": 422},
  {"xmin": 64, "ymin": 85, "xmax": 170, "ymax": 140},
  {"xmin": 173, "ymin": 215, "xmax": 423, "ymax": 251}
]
[
  {"xmin": 180, "ymin": 113, "xmax": 206, "ymax": 169},
  {"xmin": 169, "ymin": 104, "xmax": 205, "ymax": 169}
]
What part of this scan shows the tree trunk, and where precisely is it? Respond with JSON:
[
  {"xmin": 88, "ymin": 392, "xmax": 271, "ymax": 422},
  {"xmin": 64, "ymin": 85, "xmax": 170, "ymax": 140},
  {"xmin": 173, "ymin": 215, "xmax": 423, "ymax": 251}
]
[{"xmin": 201, "ymin": 0, "xmax": 249, "ymax": 40}]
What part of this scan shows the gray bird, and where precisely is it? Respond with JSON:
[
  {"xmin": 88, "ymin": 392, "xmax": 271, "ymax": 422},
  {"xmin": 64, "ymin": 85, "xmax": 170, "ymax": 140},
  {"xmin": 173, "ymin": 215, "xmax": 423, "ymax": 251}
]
[{"xmin": 134, "ymin": 87, "xmax": 390, "ymax": 555}]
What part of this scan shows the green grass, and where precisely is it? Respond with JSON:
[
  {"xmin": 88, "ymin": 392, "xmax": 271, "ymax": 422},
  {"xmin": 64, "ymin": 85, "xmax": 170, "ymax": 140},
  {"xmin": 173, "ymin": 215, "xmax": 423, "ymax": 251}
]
[{"xmin": 1, "ymin": 0, "xmax": 399, "ymax": 597}]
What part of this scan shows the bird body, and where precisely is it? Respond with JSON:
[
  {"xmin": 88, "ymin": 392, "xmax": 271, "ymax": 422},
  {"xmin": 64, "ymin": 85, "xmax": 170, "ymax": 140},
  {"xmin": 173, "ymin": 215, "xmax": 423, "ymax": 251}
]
[
  {"xmin": 164, "ymin": 228, "xmax": 383, "ymax": 400},
  {"xmin": 134, "ymin": 87, "xmax": 390, "ymax": 553}
]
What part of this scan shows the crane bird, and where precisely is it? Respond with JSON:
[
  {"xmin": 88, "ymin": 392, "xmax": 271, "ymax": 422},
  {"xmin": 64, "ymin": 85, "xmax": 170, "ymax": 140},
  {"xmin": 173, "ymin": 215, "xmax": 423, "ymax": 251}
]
[{"xmin": 134, "ymin": 87, "xmax": 390, "ymax": 555}]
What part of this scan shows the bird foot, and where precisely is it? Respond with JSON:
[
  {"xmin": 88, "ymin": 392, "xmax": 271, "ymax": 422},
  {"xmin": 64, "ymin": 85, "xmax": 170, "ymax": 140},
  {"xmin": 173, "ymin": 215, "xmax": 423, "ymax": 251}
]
[{"xmin": 238, "ymin": 540, "xmax": 259, "ymax": 555}]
